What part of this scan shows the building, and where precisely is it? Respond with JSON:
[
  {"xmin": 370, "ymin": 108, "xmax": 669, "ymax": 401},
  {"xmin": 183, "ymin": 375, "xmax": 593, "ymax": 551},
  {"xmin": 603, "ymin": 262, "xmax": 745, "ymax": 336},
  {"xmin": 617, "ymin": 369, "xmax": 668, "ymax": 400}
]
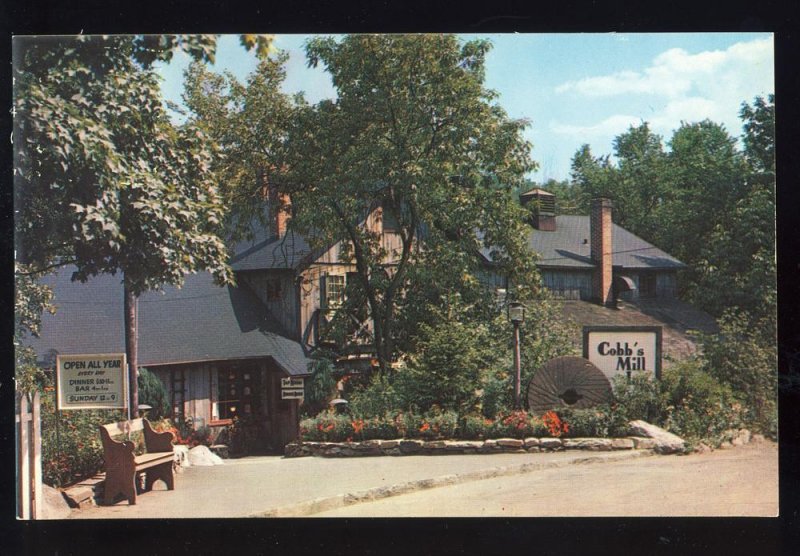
[
  {"xmin": 26, "ymin": 186, "xmax": 693, "ymax": 451},
  {"xmin": 514, "ymin": 189, "xmax": 685, "ymax": 304}
]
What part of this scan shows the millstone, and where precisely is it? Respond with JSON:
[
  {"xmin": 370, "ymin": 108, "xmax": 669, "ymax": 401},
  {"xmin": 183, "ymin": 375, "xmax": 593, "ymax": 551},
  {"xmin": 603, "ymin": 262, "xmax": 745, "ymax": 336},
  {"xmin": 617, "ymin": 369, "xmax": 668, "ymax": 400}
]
[{"xmin": 527, "ymin": 356, "xmax": 612, "ymax": 412}]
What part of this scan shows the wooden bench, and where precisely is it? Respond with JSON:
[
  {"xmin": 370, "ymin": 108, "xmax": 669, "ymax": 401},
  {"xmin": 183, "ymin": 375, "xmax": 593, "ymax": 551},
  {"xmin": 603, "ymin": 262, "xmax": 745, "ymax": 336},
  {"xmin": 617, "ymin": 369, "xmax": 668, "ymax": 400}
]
[{"xmin": 98, "ymin": 418, "xmax": 175, "ymax": 505}]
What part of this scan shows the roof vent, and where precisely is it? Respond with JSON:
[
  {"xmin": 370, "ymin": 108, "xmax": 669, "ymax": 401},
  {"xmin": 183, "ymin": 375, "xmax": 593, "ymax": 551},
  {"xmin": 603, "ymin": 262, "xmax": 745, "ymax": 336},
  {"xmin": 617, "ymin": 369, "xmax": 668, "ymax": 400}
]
[{"xmin": 520, "ymin": 188, "xmax": 556, "ymax": 231}]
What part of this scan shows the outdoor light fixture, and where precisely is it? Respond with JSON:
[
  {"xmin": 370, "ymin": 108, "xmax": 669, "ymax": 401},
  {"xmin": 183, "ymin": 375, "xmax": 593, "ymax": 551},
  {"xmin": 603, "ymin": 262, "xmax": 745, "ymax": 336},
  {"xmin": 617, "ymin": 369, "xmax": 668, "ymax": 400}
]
[
  {"xmin": 508, "ymin": 302, "xmax": 525, "ymax": 408},
  {"xmin": 508, "ymin": 301, "xmax": 525, "ymax": 324}
]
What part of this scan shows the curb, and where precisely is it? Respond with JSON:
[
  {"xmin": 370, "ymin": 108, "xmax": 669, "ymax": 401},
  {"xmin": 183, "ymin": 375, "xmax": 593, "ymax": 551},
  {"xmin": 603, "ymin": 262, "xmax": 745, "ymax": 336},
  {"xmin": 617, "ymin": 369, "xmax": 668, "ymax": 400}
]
[{"xmin": 247, "ymin": 448, "xmax": 656, "ymax": 517}]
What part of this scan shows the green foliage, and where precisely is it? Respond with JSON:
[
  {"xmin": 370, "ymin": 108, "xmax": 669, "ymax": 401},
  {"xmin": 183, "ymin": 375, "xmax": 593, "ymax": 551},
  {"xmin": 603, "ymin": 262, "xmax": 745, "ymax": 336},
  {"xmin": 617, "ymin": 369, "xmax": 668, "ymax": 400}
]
[
  {"xmin": 660, "ymin": 360, "xmax": 746, "ymax": 443},
  {"xmin": 137, "ymin": 368, "xmax": 170, "ymax": 419},
  {"xmin": 396, "ymin": 315, "xmax": 494, "ymax": 414},
  {"xmin": 38, "ymin": 383, "xmax": 126, "ymax": 487},
  {"xmin": 348, "ymin": 376, "xmax": 402, "ymax": 418},
  {"xmin": 554, "ymin": 406, "xmax": 630, "ymax": 438},
  {"xmin": 280, "ymin": 34, "xmax": 536, "ymax": 374},
  {"xmin": 488, "ymin": 410, "xmax": 546, "ymax": 439},
  {"xmin": 611, "ymin": 373, "xmax": 666, "ymax": 424},
  {"xmin": 14, "ymin": 263, "xmax": 56, "ymax": 393},
  {"xmin": 302, "ymin": 353, "xmax": 338, "ymax": 417},
  {"xmin": 698, "ymin": 310, "xmax": 777, "ymax": 434}
]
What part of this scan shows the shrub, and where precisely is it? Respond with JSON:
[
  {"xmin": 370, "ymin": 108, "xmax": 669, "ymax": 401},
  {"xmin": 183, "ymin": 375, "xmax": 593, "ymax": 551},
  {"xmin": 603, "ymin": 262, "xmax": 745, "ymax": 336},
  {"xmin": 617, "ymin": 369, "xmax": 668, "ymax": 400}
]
[
  {"xmin": 137, "ymin": 367, "xmax": 170, "ymax": 419},
  {"xmin": 410, "ymin": 410, "xmax": 459, "ymax": 440},
  {"xmin": 396, "ymin": 320, "xmax": 492, "ymax": 415},
  {"xmin": 348, "ymin": 376, "xmax": 401, "ymax": 418},
  {"xmin": 302, "ymin": 353, "xmax": 338, "ymax": 417},
  {"xmin": 699, "ymin": 310, "xmax": 777, "ymax": 436},
  {"xmin": 480, "ymin": 373, "xmax": 512, "ymax": 419},
  {"xmin": 39, "ymin": 386, "xmax": 126, "ymax": 487},
  {"xmin": 555, "ymin": 406, "xmax": 629, "ymax": 438},
  {"xmin": 659, "ymin": 359, "xmax": 746, "ymax": 444},
  {"xmin": 458, "ymin": 414, "xmax": 494, "ymax": 440},
  {"xmin": 611, "ymin": 372, "xmax": 666, "ymax": 424}
]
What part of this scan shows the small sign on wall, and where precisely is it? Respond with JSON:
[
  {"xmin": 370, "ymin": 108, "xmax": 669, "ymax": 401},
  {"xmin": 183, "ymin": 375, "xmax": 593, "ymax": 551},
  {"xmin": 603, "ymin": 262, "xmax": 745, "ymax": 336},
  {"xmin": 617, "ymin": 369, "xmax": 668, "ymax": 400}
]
[
  {"xmin": 583, "ymin": 326, "xmax": 662, "ymax": 382},
  {"xmin": 281, "ymin": 388, "xmax": 305, "ymax": 400},
  {"xmin": 56, "ymin": 353, "xmax": 128, "ymax": 410}
]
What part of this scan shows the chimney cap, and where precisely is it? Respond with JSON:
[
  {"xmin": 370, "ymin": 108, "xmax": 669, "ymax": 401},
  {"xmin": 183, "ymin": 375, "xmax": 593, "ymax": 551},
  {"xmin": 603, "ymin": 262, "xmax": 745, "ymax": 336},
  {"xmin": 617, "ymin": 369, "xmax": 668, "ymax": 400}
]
[{"xmin": 591, "ymin": 197, "xmax": 613, "ymax": 208}]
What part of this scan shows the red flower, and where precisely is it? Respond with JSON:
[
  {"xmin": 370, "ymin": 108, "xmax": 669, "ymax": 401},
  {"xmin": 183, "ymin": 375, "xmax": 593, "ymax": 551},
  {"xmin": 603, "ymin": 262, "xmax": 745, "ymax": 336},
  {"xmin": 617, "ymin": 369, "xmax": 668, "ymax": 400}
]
[{"xmin": 419, "ymin": 423, "xmax": 431, "ymax": 432}]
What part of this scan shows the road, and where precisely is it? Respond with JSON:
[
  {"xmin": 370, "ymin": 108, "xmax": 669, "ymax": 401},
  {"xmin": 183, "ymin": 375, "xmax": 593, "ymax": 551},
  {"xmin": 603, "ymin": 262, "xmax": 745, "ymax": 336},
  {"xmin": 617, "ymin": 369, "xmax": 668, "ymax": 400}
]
[{"xmin": 314, "ymin": 441, "xmax": 778, "ymax": 517}]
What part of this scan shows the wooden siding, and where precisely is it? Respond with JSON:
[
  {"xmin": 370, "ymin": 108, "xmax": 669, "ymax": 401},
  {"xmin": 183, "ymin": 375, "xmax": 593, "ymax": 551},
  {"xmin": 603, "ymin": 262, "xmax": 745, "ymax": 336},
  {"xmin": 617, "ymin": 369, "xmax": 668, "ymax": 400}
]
[
  {"xmin": 241, "ymin": 271, "xmax": 299, "ymax": 339},
  {"xmin": 542, "ymin": 270, "xmax": 592, "ymax": 300}
]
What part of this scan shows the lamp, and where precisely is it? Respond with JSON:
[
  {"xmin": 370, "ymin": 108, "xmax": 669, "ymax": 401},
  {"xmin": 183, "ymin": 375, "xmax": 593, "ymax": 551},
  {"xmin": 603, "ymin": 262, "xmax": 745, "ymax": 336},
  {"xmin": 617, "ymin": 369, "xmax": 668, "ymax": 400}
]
[
  {"xmin": 508, "ymin": 301, "xmax": 525, "ymax": 324},
  {"xmin": 507, "ymin": 302, "xmax": 525, "ymax": 408}
]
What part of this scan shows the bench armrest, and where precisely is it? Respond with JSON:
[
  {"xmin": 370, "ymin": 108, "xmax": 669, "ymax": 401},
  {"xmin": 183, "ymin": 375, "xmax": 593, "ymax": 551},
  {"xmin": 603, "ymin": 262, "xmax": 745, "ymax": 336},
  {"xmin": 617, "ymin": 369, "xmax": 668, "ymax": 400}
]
[
  {"xmin": 98, "ymin": 424, "xmax": 136, "ymax": 463},
  {"xmin": 143, "ymin": 419, "xmax": 175, "ymax": 453}
]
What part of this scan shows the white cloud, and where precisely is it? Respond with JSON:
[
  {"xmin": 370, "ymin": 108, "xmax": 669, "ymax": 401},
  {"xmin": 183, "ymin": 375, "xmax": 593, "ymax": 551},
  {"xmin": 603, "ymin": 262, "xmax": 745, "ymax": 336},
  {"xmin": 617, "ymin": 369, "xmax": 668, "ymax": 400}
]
[
  {"xmin": 549, "ymin": 36, "xmax": 773, "ymax": 144},
  {"xmin": 555, "ymin": 36, "xmax": 773, "ymax": 99},
  {"xmin": 550, "ymin": 114, "xmax": 643, "ymax": 137}
]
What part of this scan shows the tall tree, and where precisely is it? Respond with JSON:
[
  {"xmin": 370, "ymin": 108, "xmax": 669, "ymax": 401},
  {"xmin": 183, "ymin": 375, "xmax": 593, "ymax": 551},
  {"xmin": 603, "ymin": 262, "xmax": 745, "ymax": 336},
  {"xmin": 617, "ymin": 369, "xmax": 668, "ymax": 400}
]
[
  {"xmin": 12, "ymin": 35, "xmax": 270, "ymax": 407},
  {"xmin": 181, "ymin": 54, "xmax": 297, "ymax": 240},
  {"xmin": 280, "ymin": 35, "xmax": 537, "ymax": 376}
]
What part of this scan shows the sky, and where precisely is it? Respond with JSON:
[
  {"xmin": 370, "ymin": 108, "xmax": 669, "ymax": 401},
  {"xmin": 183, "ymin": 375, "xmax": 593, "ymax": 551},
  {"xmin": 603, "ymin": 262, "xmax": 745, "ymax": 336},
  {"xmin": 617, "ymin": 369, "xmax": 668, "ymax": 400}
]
[{"xmin": 156, "ymin": 33, "xmax": 774, "ymax": 182}]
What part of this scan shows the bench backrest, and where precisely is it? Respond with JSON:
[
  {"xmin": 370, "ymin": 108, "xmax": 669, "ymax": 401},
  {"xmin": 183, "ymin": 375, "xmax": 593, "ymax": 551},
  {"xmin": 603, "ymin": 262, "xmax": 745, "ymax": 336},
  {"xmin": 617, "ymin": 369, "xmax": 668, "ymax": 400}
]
[{"xmin": 101, "ymin": 418, "xmax": 145, "ymax": 438}]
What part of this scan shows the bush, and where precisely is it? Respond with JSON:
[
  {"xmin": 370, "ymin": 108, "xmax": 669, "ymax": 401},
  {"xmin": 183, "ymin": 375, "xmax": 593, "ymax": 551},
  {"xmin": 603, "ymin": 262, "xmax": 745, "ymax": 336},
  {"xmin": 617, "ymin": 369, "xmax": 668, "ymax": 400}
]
[
  {"xmin": 409, "ymin": 410, "xmax": 459, "ymax": 440},
  {"xmin": 480, "ymin": 373, "xmax": 512, "ymax": 419},
  {"xmin": 302, "ymin": 353, "xmax": 338, "ymax": 417},
  {"xmin": 348, "ymin": 376, "xmax": 402, "ymax": 418},
  {"xmin": 660, "ymin": 360, "xmax": 746, "ymax": 444},
  {"xmin": 699, "ymin": 310, "xmax": 777, "ymax": 436},
  {"xmin": 611, "ymin": 372, "xmax": 666, "ymax": 424},
  {"xmin": 458, "ymin": 414, "xmax": 494, "ymax": 440},
  {"xmin": 39, "ymin": 386, "xmax": 126, "ymax": 488},
  {"xmin": 555, "ymin": 406, "xmax": 629, "ymax": 438},
  {"xmin": 138, "ymin": 367, "xmax": 170, "ymax": 419},
  {"xmin": 396, "ymin": 320, "xmax": 492, "ymax": 414}
]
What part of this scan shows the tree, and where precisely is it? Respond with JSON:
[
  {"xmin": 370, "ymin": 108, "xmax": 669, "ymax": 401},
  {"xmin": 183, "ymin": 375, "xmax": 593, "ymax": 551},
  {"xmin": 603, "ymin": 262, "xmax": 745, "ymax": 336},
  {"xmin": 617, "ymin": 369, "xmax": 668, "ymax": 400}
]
[
  {"xmin": 277, "ymin": 35, "xmax": 537, "ymax": 376},
  {"xmin": 12, "ymin": 35, "xmax": 272, "ymax": 409},
  {"xmin": 181, "ymin": 54, "xmax": 298, "ymax": 240}
]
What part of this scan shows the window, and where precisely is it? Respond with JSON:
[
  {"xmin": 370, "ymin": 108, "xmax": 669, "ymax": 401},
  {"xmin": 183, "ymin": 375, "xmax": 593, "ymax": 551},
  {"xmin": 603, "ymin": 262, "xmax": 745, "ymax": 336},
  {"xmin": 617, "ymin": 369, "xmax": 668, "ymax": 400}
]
[
  {"xmin": 217, "ymin": 364, "xmax": 262, "ymax": 420},
  {"xmin": 639, "ymin": 273, "xmax": 657, "ymax": 298},
  {"xmin": 170, "ymin": 367, "xmax": 186, "ymax": 421},
  {"xmin": 322, "ymin": 274, "xmax": 346, "ymax": 309}
]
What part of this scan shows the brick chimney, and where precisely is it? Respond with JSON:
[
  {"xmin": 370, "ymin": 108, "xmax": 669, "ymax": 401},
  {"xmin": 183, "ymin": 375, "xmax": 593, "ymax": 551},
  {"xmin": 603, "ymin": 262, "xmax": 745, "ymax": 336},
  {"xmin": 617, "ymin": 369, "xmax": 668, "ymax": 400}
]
[
  {"xmin": 590, "ymin": 198, "xmax": 614, "ymax": 307},
  {"xmin": 260, "ymin": 170, "xmax": 291, "ymax": 240},
  {"xmin": 269, "ymin": 189, "xmax": 291, "ymax": 240}
]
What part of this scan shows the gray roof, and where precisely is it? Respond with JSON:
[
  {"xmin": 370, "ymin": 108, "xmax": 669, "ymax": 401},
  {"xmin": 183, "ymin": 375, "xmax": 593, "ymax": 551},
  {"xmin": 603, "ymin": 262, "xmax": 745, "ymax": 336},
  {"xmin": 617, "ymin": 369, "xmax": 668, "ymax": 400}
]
[
  {"xmin": 528, "ymin": 215, "xmax": 685, "ymax": 270},
  {"xmin": 26, "ymin": 268, "xmax": 311, "ymax": 376},
  {"xmin": 230, "ymin": 230, "xmax": 313, "ymax": 271}
]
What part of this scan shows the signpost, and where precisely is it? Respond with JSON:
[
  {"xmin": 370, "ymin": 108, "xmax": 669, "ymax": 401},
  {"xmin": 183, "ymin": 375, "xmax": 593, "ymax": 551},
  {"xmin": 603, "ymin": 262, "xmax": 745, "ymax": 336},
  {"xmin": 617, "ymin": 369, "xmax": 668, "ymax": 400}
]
[
  {"xmin": 281, "ymin": 377, "xmax": 305, "ymax": 400},
  {"xmin": 56, "ymin": 354, "xmax": 128, "ymax": 410},
  {"xmin": 583, "ymin": 326, "xmax": 662, "ymax": 381}
]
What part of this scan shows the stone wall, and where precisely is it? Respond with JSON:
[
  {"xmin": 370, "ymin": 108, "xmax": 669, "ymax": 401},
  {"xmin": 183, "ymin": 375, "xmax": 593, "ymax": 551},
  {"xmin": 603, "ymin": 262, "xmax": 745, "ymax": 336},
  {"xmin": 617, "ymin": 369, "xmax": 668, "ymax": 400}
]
[{"xmin": 285, "ymin": 436, "xmax": 657, "ymax": 458}]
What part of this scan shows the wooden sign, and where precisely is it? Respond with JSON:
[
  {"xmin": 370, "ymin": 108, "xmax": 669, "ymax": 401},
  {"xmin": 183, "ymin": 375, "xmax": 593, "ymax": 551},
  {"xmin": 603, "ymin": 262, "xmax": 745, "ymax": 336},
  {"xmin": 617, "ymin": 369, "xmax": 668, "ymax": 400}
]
[
  {"xmin": 583, "ymin": 326, "xmax": 662, "ymax": 381},
  {"xmin": 281, "ymin": 377, "xmax": 305, "ymax": 389},
  {"xmin": 281, "ymin": 388, "xmax": 305, "ymax": 400},
  {"xmin": 56, "ymin": 353, "xmax": 127, "ymax": 410}
]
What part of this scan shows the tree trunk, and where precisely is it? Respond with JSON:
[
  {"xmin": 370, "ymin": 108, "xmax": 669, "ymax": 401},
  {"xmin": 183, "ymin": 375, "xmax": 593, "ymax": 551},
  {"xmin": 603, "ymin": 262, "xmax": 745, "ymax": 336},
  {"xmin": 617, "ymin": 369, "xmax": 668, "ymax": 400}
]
[{"xmin": 124, "ymin": 281, "xmax": 139, "ymax": 420}]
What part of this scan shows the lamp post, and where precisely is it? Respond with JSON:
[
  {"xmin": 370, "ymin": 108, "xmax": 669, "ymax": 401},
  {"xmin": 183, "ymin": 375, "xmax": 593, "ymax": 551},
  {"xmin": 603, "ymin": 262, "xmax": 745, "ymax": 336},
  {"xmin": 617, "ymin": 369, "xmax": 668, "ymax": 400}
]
[{"xmin": 508, "ymin": 302, "xmax": 525, "ymax": 409}]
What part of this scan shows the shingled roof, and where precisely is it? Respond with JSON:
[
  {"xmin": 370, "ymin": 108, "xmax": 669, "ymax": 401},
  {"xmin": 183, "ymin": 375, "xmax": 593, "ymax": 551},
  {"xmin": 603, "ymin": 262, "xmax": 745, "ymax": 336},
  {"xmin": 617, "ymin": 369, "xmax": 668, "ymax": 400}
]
[
  {"xmin": 26, "ymin": 268, "xmax": 311, "ymax": 376},
  {"xmin": 525, "ymin": 215, "xmax": 685, "ymax": 270},
  {"xmin": 230, "ymin": 230, "xmax": 314, "ymax": 271}
]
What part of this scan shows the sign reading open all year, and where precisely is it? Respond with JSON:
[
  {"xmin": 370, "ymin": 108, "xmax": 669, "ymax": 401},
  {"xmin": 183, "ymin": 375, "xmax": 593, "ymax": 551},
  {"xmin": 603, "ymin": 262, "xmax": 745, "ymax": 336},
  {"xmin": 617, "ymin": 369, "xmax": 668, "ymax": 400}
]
[
  {"xmin": 582, "ymin": 326, "xmax": 662, "ymax": 382},
  {"xmin": 56, "ymin": 353, "xmax": 127, "ymax": 410}
]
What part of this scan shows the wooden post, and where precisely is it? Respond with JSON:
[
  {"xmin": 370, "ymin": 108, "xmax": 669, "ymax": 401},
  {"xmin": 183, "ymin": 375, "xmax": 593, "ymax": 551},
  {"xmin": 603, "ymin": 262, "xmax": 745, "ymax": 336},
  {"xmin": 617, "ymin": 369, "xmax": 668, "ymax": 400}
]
[
  {"xmin": 17, "ymin": 393, "xmax": 30, "ymax": 519},
  {"xmin": 16, "ymin": 391, "xmax": 42, "ymax": 519},
  {"xmin": 514, "ymin": 325, "xmax": 521, "ymax": 408},
  {"xmin": 31, "ymin": 391, "xmax": 42, "ymax": 519}
]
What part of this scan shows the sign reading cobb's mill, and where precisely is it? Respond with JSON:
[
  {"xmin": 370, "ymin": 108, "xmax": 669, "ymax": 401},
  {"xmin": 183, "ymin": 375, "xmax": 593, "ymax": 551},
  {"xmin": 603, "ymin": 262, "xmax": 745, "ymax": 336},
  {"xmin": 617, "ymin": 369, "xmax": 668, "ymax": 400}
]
[
  {"xmin": 583, "ymin": 326, "xmax": 662, "ymax": 381},
  {"xmin": 56, "ymin": 353, "xmax": 128, "ymax": 410}
]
